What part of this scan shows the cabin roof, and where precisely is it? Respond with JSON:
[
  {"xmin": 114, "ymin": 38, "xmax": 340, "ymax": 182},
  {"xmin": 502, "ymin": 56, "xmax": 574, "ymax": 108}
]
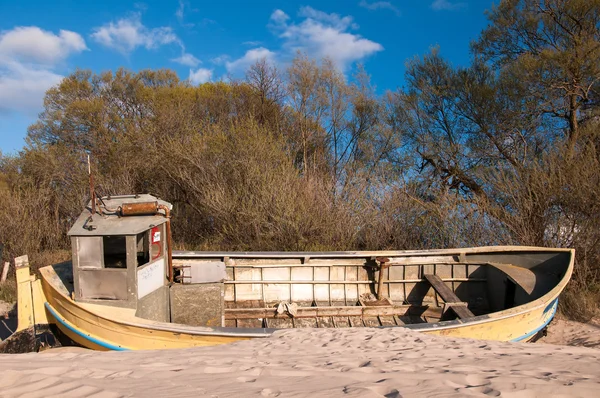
[{"xmin": 68, "ymin": 194, "xmax": 172, "ymax": 237}]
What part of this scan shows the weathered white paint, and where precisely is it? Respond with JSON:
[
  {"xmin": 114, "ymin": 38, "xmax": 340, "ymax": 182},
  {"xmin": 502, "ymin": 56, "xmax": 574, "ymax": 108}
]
[
  {"xmin": 137, "ymin": 258, "xmax": 165, "ymax": 299},
  {"xmin": 181, "ymin": 261, "xmax": 226, "ymax": 284}
]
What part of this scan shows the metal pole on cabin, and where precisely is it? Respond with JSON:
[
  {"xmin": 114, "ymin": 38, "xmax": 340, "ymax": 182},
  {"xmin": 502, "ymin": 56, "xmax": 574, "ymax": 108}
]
[{"xmin": 88, "ymin": 155, "xmax": 96, "ymax": 215}]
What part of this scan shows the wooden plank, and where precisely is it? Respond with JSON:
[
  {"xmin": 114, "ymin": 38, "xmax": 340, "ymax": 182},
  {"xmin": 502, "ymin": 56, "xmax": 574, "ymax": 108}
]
[
  {"xmin": 444, "ymin": 302, "xmax": 475, "ymax": 319},
  {"xmin": 294, "ymin": 318, "xmax": 318, "ymax": 328},
  {"xmin": 224, "ymin": 304, "xmax": 437, "ymax": 320},
  {"xmin": 333, "ymin": 316, "xmax": 351, "ymax": 327},
  {"xmin": 424, "ymin": 274, "xmax": 475, "ymax": 319},
  {"xmin": 423, "ymin": 274, "xmax": 462, "ymax": 303},
  {"xmin": 15, "ymin": 255, "xmax": 34, "ymax": 332},
  {"xmin": 1, "ymin": 262, "xmax": 9, "ymax": 282},
  {"xmin": 31, "ymin": 279, "xmax": 49, "ymax": 324},
  {"xmin": 486, "ymin": 262, "xmax": 536, "ymax": 295},
  {"xmin": 363, "ymin": 317, "xmax": 381, "ymax": 327},
  {"xmin": 388, "ymin": 256, "xmax": 457, "ymax": 265},
  {"xmin": 224, "ymin": 278, "xmax": 485, "ymax": 284},
  {"xmin": 379, "ymin": 316, "xmax": 397, "ymax": 326}
]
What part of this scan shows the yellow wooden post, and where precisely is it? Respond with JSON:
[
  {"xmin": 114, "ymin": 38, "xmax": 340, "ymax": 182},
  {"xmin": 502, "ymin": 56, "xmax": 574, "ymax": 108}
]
[
  {"xmin": 15, "ymin": 255, "xmax": 34, "ymax": 332},
  {"xmin": 31, "ymin": 279, "xmax": 48, "ymax": 325}
]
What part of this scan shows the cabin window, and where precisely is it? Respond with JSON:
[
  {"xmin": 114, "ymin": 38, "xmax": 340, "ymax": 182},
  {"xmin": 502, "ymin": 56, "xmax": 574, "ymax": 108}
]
[
  {"xmin": 136, "ymin": 225, "xmax": 164, "ymax": 267},
  {"xmin": 79, "ymin": 269, "xmax": 128, "ymax": 300},
  {"xmin": 76, "ymin": 235, "xmax": 128, "ymax": 301},
  {"xmin": 103, "ymin": 235, "xmax": 127, "ymax": 268},
  {"xmin": 136, "ymin": 232, "xmax": 150, "ymax": 267},
  {"xmin": 78, "ymin": 237, "xmax": 103, "ymax": 269}
]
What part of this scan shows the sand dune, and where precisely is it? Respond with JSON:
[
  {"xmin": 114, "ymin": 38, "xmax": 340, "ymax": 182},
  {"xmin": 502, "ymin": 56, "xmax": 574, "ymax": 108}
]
[{"xmin": 1, "ymin": 326, "xmax": 600, "ymax": 398}]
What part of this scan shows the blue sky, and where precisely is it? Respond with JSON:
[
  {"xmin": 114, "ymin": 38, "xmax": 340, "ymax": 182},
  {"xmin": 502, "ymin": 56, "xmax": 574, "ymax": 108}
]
[{"xmin": 0, "ymin": 0, "xmax": 494, "ymax": 154}]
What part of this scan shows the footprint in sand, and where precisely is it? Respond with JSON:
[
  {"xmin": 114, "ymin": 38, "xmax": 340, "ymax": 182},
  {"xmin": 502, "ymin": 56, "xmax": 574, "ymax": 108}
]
[
  {"xmin": 236, "ymin": 376, "xmax": 257, "ymax": 383},
  {"xmin": 465, "ymin": 374, "xmax": 492, "ymax": 387},
  {"xmin": 381, "ymin": 388, "xmax": 401, "ymax": 398},
  {"xmin": 470, "ymin": 386, "xmax": 501, "ymax": 397},
  {"xmin": 260, "ymin": 388, "xmax": 281, "ymax": 397},
  {"xmin": 371, "ymin": 380, "xmax": 402, "ymax": 398},
  {"xmin": 203, "ymin": 366, "xmax": 235, "ymax": 374},
  {"xmin": 347, "ymin": 383, "xmax": 402, "ymax": 398}
]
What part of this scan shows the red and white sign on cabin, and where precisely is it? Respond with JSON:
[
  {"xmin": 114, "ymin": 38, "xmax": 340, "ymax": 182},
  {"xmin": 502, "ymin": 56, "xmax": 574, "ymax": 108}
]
[
  {"xmin": 151, "ymin": 226, "xmax": 162, "ymax": 259},
  {"xmin": 152, "ymin": 227, "xmax": 161, "ymax": 243}
]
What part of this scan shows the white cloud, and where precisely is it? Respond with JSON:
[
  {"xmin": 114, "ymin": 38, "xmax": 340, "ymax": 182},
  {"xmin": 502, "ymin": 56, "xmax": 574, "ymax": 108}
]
[
  {"xmin": 297, "ymin": 6, "xmax": 358, "ymax": 30},
  {"xmin": 0, "ymin": 61, "xmax": 63, "ymax": 114},
  {"xmin": 270, "ymin": 9, "xmax": 290, "ymax": 25},
  {"xmin": 0, "ymin": 26, "xmax": 87, "ymax": 65},
  {"xmin": 225, "ymin": 47, "xmax": 276, "ymax": 74},
  {"xmin": 91, "ymin": 14, "xmax": 179, "ymax": 54},
  {"xmin": 431, "ymin": 0, "xmax": 466, "ymax": 11},
  {"xmin": 175, "ymin": 1, "xmax": 185, "ymax": 22},
  {"xmin": 189, "ymin": 67, "xmax": 213, "ymax": 84},
  {"xmin": 268, "ymin": 7, "xmax": 383, "ymax": 71},
  {"xmin": 175, "ymin": 1, "xmax": 198, "ymax": 28},
  {"xmin": 94, "ymin": 13, "xmax": 203, "ymax": 74},
  {"xmin": 211, "ymin": 54, "xmax": 230, "ymax": 65},
  {"xmin": 0, "ymin": 26, "xmax": 87, "ymax": 115},
  {"xmin": 172, "ymin": 52, "xmax": 200, "ymax": 67},
  {"xmin": 358, "ymin": 1, "xmax": 401, "ymax": 16}
]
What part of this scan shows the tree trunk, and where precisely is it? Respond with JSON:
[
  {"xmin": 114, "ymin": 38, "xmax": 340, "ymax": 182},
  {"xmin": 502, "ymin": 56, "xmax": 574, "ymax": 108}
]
[{"xmin": 566, "ymin": 93, "xmax": 579, "ymax": 160}]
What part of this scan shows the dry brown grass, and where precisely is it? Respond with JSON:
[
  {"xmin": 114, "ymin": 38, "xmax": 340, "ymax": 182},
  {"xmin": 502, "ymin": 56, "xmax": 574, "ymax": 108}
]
[
  {"xmin": 559, "ymin": 282, "xmax": 600, "ymax": 322},
  {"xmin": 0, "ymin": 280, "xmax": 17, "ymax": 303}
]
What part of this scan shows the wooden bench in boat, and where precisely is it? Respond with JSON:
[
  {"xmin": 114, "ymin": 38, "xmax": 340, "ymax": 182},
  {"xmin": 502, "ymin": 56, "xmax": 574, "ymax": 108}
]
[{"xmin": 423, "ymin": 274, "xmax": 475, "ymax": 319}]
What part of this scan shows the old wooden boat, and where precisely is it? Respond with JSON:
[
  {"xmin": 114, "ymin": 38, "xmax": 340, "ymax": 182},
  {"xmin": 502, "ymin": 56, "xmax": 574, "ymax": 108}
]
[{"xmin": 11, "ymin": 194, "xmax": 574, "ymax": 351}]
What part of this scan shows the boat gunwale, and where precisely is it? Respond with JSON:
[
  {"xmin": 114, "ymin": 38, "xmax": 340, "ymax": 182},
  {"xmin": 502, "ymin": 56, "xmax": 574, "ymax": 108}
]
[{"xmin": 172, "ymin": 246, "xmax": 575, "ymax": 259}]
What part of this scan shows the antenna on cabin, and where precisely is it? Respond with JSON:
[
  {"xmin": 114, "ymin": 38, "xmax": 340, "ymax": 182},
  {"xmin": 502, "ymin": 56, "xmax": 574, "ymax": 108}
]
[{"xmin": 88, "ymin": 154, "xmax": 96, "ymax": 215}]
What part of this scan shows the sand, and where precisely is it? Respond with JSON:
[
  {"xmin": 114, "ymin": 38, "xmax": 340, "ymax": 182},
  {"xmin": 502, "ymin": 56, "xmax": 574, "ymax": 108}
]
[
  {"xmin": 540, "ymin": 318, "xmax": 600, "ymax": 349},
  {"xmin": 1, "ymin": 324, "xmax": 600, "ymax": 398}
]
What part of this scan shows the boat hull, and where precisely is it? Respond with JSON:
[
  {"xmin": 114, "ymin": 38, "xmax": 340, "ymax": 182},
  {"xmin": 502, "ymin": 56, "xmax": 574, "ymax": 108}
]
[{"xmin": 28, "ymin": 246, "xmax": 573, "ymax": 350}]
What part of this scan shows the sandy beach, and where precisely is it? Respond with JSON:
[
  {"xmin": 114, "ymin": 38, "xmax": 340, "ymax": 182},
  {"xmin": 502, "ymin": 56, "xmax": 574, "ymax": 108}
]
[{"xmin": 1, "ymin": 318, "xmax": 599, "ymax": 398}]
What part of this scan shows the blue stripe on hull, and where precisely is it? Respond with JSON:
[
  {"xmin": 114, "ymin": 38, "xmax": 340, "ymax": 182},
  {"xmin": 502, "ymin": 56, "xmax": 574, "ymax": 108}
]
[
  {"xmin": 44, "ymin": 302, "xmax": 128, "ymax": 351},
  {"xmin": 510, "ymin": 299, "xmax": 558, "ymax": 342}
]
